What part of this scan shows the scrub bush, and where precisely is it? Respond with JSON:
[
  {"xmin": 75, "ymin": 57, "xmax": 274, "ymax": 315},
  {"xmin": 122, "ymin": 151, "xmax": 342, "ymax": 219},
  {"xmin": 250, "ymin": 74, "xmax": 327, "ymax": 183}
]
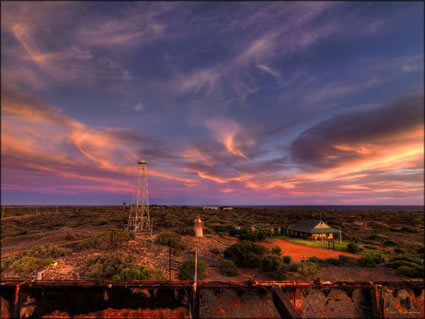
[
  {"xmin": 113, "ymin": 266, "xmax": 167, "ymax": 280},
  {"xmin": 358, "ymin": 255, "xmax": 381, "ymax": 268},
  {"xmin": 84, "ymin": 252, "xmax": 134, "ymax": 279},
  {"xmin": 154, "ymin": 232, "xmax": 185, "ymax": 253},
  {"xmin": 178, "ymin": 259, "xmax": 208, "ymax": 280},
  {"xmin": 297, "ymin": 262, "xmax": 321, "ymax": 281},
  {"xmin": 224, "ymin": 241, "xmax": 267, "ymax": 267},
  {"xmin": 261, "ymin": 255, "xmax": 281, "ymax": 272},
  {"xmin": 271, "ymin": 246, "xmax": 282, "ymax": 256},
  {"xmin": 218, "ymin": 259, "xmax": 239, "ymax": 276},
  {"xmin": 272, "ymin": 265, "xmax": 288, "ymax": 280},
  {"xmin": 79, "ymin": 229, "xmax": 135, "ymax": 250},
  {"xmin": 347, "ymin": 242, "xmax": 360, "ymax": 253},
  {"xmin": 9, "ymin": 256, "xmax": 52, "ymax": 273}
]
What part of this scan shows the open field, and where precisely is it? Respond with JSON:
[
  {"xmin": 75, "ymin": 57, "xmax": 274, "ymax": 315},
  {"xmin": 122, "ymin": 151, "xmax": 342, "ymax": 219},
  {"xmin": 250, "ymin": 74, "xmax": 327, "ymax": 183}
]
[
  {"xmin": 1, "ymin": 205, "xmax": 424, "ymax": 282},
  {"xmin": 260, "ymin": 239, "xmax": 361, "ymax": 262}
]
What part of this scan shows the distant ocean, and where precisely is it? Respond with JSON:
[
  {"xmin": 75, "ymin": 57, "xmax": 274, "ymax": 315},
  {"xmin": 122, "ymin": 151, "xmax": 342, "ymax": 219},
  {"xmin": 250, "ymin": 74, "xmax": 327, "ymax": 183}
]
[{"xmin": 229, "ymin": 205, "xmax": 424, "ymax": 211}]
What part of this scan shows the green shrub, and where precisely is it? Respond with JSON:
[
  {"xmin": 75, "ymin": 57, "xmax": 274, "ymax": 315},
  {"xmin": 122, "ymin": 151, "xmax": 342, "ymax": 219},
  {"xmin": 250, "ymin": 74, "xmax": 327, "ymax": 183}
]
[
  {"xmin": 397, "ymin": 265, "xmax": 424, "ymax": 278},
  {"xmin": 218, "ymin": 259, "xmax": 239, "ymax": 277},
  {"xmin": 383, "ymin": 240, "xmax": 398, "ymax": 247},
  {"xmin": 239, "ymin": 230, "xmax": 271, "ymax": 242},
  {"xmin": 358, "ymin": 255, "xmax": 381, "ymax": 268},
  {"xmin": 338, "ymin": 255, "xmax": 355, "ymax": 264},
  {"xmin": 9, "ymin": 256, "xmax": 52, "ymax": 273},
  {"xmin": 271, "ymin": 246, "xmax": 282, "ymax": 256},
  {"xmin": 154, "ymin": 232, "xmax": 185, "ymax": 253},
  {"xmin": 178, "ymin": 259, "xmax": 208, "ymax": 280},
  {"xmin": 239, "ymin": 232, "xmax": 259, "ymax": 242},
  {"xmin": 347, "ymin": 242, "xmax": 360, "ymax": 253},
  {"xmin": 112, "ymin": 266, "xmax": 167, "ymax": 280},
  {"xmin": 84, "ymin": 252, "xmax": 134, "ymax": 279},
  {"xmin": 401, "ymin": 226, "xmax": 421, "ymax": 233},
  {"xmin": 1, "ymin": 256, "xmax": 20, "ymax": 272},
  {"xmin": 367, "ymin": 234, "xmax": 387, "ymax": 242},
  {"xmin": 387, "ymin": 260, "xmax": 423, "ymax": 270},
  {"xmin": 282, "ymin": 256, "xmax": 291, "ymax": 264},
  {"xmin": 389, "ymin": 257, "xmax": 423, "ymax": 265},
  {"xmin": 224, "ymin": 241, "xmax": 268, "ymax": 267},
  {"xmin": 363, "ymin": 240, "xmax": 380, "ymax": 246},
  {"xmin": 272, "ymin": 265, "xmax": 288, "ymax": 280},
  {"xmin": 307, "ymin": 256, "xmax": 322, "ymax": 263},
  {"xmin": 288, "ymin": 263, "xmax": 300, "ymax": 272},
  {"xmin": 297, "ymin": 262, "xmax": 321, "ymax": 281},
  {"xmin": 79, "ymin": 229, "xmax": 135, "ymax": 250},
  {"xmin": 325, "ymin": 258, "xmax": 341, "ymax": 266},
  {"xmin": 261, "ymin": 255, "xmax": 281, "ymax": 272},
  {"xmin": 394, "ymin": 248, "xmax": 405, "ymax": 254},
  {"xmin": 1, "ymin": 244, "xmax": 71, "ymax": 274}
]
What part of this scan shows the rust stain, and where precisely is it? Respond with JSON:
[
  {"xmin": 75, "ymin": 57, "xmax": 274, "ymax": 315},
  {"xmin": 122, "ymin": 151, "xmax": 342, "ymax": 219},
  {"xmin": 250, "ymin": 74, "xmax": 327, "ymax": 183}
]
[{"xmin": 1, "ymin": 280, "xmax": 423, "ymax": 319}]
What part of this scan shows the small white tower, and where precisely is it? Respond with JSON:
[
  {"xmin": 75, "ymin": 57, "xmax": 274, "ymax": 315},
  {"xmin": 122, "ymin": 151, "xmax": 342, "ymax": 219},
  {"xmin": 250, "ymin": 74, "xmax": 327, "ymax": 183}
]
[{"xmin": 194, "ymin": 216, "xmax": 204, "ymax": 237}]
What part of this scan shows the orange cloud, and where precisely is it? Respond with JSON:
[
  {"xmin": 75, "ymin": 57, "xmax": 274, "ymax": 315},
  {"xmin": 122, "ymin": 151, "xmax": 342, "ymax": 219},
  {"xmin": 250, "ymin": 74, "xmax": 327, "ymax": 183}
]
[
  {"xmin": 205, "ymin": 117, "xmax": 251, "ymax": 159},
  {"xmin": 220, "ymin": 188, "xmax": 235, "ymax": 193}
]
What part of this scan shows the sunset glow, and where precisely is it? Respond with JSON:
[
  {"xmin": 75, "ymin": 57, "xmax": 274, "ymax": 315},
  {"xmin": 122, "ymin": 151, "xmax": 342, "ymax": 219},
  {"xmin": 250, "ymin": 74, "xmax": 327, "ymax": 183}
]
[{"xmin": 1, "ymin": 2, "xmax": 423, "ymax": 205}]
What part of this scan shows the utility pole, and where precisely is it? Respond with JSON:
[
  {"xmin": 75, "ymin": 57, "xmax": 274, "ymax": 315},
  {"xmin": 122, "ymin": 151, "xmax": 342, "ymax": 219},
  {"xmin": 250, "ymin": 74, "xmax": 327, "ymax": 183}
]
[
  {"xmin": 194, "ymin": 250, "xmax": 198, "ymax": 282},
  {"xmin": 320, "ymin": 211, "xmax": 323, "ymax": 248},
  {"xmin": 339, "ymin": 226, "xmax": 342, "ymax": 245},
  {"xmin": 168, "ymin": 240, "xmax": 172, "ymax": 280}
]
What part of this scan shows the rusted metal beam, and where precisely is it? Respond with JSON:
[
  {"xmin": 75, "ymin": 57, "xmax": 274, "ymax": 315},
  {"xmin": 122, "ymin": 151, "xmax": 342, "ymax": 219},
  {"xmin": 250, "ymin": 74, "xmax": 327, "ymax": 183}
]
[
  {"xmin": 12, "ymin": 283, "xmax": 21, "ymax": 319},
  {"xmin": 272, "ymin": 286, "xmax": 302, "ymax": 319}
]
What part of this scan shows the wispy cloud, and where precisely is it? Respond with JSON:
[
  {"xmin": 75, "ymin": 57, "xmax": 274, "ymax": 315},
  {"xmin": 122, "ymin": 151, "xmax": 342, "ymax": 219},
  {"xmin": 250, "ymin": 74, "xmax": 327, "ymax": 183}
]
[
  {"xmin": 205, "ymin": 118, "xmax": 253, "ymax": 159},
  {"xmin": 257, "ymin": 64, "xmax": 281, "ymax": 79}
]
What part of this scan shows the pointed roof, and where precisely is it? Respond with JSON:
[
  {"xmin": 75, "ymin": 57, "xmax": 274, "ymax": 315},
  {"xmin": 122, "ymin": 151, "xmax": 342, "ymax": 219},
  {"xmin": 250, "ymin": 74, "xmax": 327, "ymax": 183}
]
[{"xmin": 288, "ymin": 219, "xmax": 340, "ymax": 234}]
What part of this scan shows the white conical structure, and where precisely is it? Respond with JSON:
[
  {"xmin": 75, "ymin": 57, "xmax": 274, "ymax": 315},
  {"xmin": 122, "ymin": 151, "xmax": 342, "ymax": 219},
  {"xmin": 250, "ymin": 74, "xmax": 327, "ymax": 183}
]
[{"xmin": 128, "ymin": 160, "xmax": 151, "ymax": 232}]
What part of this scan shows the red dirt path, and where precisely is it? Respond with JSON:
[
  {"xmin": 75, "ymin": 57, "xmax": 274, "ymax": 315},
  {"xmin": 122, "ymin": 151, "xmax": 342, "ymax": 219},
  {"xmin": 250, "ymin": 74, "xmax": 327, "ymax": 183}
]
[{"xmin": 260, "ymin": 238, "xmax": 361, "ymax": 262}]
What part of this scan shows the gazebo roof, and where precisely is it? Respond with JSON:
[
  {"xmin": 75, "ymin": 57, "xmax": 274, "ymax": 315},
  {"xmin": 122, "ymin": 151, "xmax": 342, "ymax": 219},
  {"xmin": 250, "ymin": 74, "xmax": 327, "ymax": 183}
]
[{"xmin": 287, "ymin": 219, "xmax": 340, "ymax": 234}]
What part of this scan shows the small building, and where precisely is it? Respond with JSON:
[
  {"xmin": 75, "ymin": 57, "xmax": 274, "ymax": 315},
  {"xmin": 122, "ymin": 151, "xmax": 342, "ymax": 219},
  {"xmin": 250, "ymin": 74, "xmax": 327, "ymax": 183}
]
[
  {"xmin": 194, "ymin": 216, "xmax": 204, "ymax": 237},
  {"xmin": 287, "ymin": 219, "xmax": 341, "ymax": 240},
  {"xmin": 223, "ymin": 207, "xmax": 233, "ymax": 211},
  {"xmin": 203, "ymin": 206, "xmax": 219, "ymax": 210}
]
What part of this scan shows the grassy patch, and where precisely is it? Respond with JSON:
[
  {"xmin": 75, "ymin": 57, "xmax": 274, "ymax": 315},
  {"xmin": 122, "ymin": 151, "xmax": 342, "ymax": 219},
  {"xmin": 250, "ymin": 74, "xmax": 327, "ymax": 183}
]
[
  {"xmin": 274, "ymin": 235, "xmax": 350, "ymax": 251},
  {"xmin": 154, "ymin": 232, "xmax": 185, "ymax": 254},
  {"xmin": 2, "ymin": 243, "xmax": 71, "ymax": 274},
  {"xmin": 178, "ymin": 258, "xmax": 208, "ymax": 280},
  {"xmin": 78, "ymin": 229, "xmax": 135, "ymax": 250},
  {"xmin": 112, "ymin": 266, "xmax": 167, "ymax": 280},
  {"xmin": 84, "ymin": 252, "xmax": 134, "ymax": 279},
  {"xmin": 217, "ymin": 259, "xmax": 239, "ymax": 277}
]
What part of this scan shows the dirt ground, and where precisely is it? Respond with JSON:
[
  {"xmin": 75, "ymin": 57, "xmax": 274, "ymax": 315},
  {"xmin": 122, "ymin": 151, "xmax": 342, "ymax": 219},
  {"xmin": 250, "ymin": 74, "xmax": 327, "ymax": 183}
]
[
  {"xmin": 320, "ymin": 265, "xmax": 402, "ymax": 281},
  {"xmin": 1, "ymin": 231, "xmax": 239, "ymax": 281},
  {"xmin": 260, "ymin": 238, "xmax": 361, "ymax": 262}
]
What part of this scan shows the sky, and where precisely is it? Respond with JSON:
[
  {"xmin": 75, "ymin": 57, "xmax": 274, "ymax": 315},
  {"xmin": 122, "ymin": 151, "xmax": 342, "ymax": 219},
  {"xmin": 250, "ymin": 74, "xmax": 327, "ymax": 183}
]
[{"xmin": 1, "ymin": 1, "xmax": 424, "ymax": 205}]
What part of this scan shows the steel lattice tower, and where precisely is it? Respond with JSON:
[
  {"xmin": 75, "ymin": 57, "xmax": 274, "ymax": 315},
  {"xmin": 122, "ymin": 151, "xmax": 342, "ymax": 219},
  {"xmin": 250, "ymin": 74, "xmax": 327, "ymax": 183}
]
[{"xmin": 127, "ymin": 160, "xmax": 151, "ymax": 232}]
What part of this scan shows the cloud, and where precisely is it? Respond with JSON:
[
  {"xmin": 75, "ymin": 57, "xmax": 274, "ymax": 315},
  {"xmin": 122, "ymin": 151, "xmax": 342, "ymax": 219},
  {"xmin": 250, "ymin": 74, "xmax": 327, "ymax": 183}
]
[
  {"xmin": 1, "ymin": 85, "xmax": 199, "ymax": 194},
  {"xmin": 257, "ymin": 64, "xmax": 281, "ymax": 79},
  {"xmin": 134, "ymin": 102, "xmax": 145, "ymax": 112},
  {"xmin": 205, "ymin": 117, "xmax": 253, "ymax": 159},
  {"xmin": 178, "ymin": 68, "xmax": 222, "ymax": 95},
  {"xmin": 291, "ymin": 91, "xmax": 424, "ymax": 174}
]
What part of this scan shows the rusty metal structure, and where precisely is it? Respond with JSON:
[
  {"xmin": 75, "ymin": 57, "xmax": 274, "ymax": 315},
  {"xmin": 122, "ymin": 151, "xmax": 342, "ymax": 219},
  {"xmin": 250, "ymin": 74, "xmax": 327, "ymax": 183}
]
[
  {"xmin": 1, "ymin": 280, "xmax": 423, "ymax": 318},
  {"xmin": 127, "ymin": 160, "xmax": 151, "ymax": 233}
]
